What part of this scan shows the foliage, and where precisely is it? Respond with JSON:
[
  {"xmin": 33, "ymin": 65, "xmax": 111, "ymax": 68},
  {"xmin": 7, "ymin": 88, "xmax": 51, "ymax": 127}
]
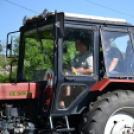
[
  {"xmin": 0, "ymin": 25, "xmax": 54, "ymax": 83},
  {"xmin": 63, "ymin": 41, "xmax": 79, "ymax": 64},
  {"xmin": 0, "ymin": 44, "xmax": 2, "ymax": 52},
  {"xmin": 23, "ymin": 38, "xmax": 54, "ymax": 81},
  {"xmin": 0, "ymin": 74, "xmax": 9, "ymax": 83}
]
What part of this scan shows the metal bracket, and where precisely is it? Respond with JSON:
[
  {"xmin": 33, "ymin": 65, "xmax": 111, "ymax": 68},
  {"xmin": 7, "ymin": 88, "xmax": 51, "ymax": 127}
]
[
  {"xmin": 128, "ymin": 28, "xmax": 132, "ymax": 33},
  {"xmin": 100, "ymin": 25, "xmax": 104, "ymax": 30},
  {"xmin": 55, "ymin": 21, "xmax": 60, "ymax": 28},
  {"xmin": 92, "ymin": 26, "xmax": 97, "ymax": 31}
]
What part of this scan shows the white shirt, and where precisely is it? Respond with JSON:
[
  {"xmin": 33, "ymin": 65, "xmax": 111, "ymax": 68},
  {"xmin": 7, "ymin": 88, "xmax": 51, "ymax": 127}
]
[{"xmin": 71, "ymin": 51, "xmax": 93, "ymax": 70}]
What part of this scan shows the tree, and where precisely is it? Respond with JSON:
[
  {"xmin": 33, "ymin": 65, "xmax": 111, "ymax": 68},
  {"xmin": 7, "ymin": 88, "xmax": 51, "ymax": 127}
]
[
  {"xmin": 0, "ymin": 41, "xmax": 2, "ymax": 52},
  {"xmin": 23, "ymin": 38, "xmax": 54, "ymax": 81}
]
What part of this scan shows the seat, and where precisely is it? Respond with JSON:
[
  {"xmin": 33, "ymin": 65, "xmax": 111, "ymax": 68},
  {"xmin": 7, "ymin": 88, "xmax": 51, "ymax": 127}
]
[{"xmin": 125, "ymin": 41, "xmax": 134, "ymax": 73}]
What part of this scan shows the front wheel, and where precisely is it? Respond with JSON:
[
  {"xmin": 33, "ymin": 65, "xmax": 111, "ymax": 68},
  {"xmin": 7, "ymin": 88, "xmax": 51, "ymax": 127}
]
[{"xmin": 81, "ymin": 90, "xmax": 134, "ymax": 134}]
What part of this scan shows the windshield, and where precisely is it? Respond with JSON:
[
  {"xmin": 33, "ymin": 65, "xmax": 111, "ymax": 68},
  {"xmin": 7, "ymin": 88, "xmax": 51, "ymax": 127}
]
[
  {"xmin": 62, "ymin": 28, "xmax": 94, "ymax": 76},
  {"xmin": 23, "ymin": 25, "xmax": 54, "ymax": 82},
  {"xmin": 102, "ymin": 30, "xmax": 134, "ymax": 77}
]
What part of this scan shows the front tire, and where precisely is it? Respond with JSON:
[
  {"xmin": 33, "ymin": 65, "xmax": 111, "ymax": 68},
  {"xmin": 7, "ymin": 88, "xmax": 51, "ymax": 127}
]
[{"xmin": 82, "ymin": 90, "xmax": 134, "ymax": 134}]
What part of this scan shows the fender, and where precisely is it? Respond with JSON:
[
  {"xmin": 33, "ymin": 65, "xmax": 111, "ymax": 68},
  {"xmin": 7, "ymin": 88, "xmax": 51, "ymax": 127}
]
[
  {"xmin": 90, "ymin": 79, "xmax": 134, "ymax": 92},
  {"xmin": 0, "ymin": 83, "xmax": 40, "ymax": 100}
]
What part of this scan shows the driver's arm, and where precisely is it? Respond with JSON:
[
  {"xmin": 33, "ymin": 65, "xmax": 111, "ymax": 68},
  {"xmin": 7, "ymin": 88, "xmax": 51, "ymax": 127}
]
[
  {"xmin": 108, "ymin": 58, "xmax": 119, "ymax": 72},
  {"xmin": 71, "ymin": 54, "xmax": 93, "ymax": 75},
  {"xmin": 71, "ymin": 66, "xmax": 93, "ymax": 74}
]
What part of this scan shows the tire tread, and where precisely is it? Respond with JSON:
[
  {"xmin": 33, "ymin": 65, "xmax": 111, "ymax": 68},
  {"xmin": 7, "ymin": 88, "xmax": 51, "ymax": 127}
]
[{"xmin": 82, "ymin": 90, "xmax": 134, "ymax": 134}]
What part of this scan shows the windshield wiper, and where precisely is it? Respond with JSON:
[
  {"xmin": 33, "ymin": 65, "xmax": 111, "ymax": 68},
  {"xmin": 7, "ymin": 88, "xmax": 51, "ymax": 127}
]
[{"xmin": 36, "ymin": 25, "xmax": 47, "ymax": 62}]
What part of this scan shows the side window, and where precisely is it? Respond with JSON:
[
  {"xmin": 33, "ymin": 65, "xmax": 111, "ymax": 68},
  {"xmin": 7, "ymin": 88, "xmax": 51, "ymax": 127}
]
[
  {"xmin": 62, "ymin": 28, "xmax": 94, "ymax": 76},
  {"xmin": 102, "ymin": 30, "xmax": 134, "ymax": 76},
  {"xmin": 57, "ymin": 84, "xmax": 87, "ymax": 110}
]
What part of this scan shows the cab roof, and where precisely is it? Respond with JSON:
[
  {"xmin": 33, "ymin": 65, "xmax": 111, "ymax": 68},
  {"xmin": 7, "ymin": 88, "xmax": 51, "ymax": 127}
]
[
  {"xmin": 64, "ymin": 13, "xmax": 127, "ymax": 24},
  {"xmin": 22, "ymin": 10, "xmax": 132, "ymax": 27}
]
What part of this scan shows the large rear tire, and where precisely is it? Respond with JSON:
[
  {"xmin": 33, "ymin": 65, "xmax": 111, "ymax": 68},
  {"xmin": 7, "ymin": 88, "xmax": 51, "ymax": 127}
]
[{"xmin": 81, "ymin": 90, "xmax": 134, "ymax": 134}]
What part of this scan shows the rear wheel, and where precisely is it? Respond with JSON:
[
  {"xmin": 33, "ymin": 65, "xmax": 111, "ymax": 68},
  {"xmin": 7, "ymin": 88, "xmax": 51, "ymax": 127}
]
[{"xmin": 81, "ymin": 90, "xmax": 134, "ymax": 134}]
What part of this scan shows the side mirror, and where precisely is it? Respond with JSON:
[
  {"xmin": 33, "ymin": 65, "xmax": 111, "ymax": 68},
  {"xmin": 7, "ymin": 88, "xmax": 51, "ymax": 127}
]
[
  {"xmin": 6, "ymin": 31, "xmax": 20, "ymax": 58},
  {"xmin": 7, "ymin": 37, "xmax": 13, "ymax": 57}
]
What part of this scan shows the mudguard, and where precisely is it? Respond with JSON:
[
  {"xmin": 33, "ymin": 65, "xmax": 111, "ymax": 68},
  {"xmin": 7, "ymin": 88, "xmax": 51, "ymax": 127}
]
[{"xmin": 0, "ymin": 83, "xmax": 40, "ymax": 100}]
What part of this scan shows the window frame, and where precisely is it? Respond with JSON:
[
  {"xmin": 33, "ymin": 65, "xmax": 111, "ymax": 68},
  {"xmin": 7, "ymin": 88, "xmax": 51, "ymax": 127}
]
[
  {"xmin": 61, "ymin": 24, "xmax": 95, "ymax": 77},
  {"xmin": 22, "ymin": 25, "xmax": 55, "ymax": 82},
  {"xmin": 56, "ymin": 83, "xmax": 88, "ymax": 111},
  {"xmin": 100, "ymin": 26, "xmax": 134, "ymax": 77}
]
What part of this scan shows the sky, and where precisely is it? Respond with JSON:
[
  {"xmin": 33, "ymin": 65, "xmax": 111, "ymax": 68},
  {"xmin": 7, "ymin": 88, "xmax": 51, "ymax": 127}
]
[{"xmin": 0, "ymin": 0, "xmax": 134, "ymax": 47}]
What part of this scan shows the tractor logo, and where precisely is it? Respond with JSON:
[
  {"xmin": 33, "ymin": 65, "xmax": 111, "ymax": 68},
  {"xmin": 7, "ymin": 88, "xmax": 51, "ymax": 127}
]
[{"xmin": 9, "ymin": 91, "xmax": 32, "ymax": 96}]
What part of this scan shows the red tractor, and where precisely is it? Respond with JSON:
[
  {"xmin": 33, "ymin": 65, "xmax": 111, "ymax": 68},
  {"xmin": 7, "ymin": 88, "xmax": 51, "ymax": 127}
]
[{"xmin": 1, "ymin": 9, "xmax": 134, "ymax": 134}]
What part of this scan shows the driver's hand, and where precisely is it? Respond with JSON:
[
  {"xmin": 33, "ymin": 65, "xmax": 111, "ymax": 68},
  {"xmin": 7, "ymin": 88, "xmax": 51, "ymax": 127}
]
[
  {"xmin": 103, "ymin": 72, "xmax": 109, "ymax": 79},
  {"xmin": 71, "ymin": 66, "xmax": 77, "ymax": 73}
]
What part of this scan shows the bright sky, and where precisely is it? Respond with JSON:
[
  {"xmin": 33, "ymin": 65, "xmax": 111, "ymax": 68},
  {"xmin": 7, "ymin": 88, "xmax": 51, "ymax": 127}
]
[{"xmin": 0, "ymin": 0, "xmax": 134, "ymax": 46}]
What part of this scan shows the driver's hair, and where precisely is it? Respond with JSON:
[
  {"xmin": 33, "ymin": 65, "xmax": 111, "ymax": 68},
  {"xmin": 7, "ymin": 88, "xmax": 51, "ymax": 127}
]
[{"xmin": 79, "ymin": 37, "xmax": 90, "ymax": 49}]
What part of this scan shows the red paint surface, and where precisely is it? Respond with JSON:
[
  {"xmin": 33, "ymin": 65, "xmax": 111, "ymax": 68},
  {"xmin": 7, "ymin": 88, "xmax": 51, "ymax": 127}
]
[
  {"xmin": 90, "ymin": 79, "xmax": 134, "ymax": 92},
  {"xmin": 0, "ymin": 83, "xmax": 40, "ymax": 100}
]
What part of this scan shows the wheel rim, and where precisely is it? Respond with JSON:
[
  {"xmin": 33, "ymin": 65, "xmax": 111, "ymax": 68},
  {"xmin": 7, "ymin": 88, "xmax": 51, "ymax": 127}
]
[{"xmin": 104, "ymin": 107, "xmax": 134, "ymax": 134}]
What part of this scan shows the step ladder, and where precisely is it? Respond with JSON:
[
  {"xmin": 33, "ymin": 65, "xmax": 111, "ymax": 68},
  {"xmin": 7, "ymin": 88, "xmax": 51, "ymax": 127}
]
[{"xmin": 49, "ymin": 116, "xmax": 75, "ymax": 133}]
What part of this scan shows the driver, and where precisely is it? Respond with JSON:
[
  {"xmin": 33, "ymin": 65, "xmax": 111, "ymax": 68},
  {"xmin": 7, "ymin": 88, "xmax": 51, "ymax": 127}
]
[
  {"xmin": 103, "ymin": 39, "xmax": 124, "ymax": 79},
  {"xmin": 66, "ymin": 37, "xmax": 93, "ymax": 75}
]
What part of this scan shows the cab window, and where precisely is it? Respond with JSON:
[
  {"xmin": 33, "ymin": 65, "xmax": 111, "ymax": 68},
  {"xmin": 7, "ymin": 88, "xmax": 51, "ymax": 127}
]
[
  {"xmin": 23, "ymin": 25, "xmax": 54, "ymax": 82},
  {"xmin": 102, "ymin": 31, "xmax": 134, "ymax": 77},
  {"xmin": 62, "ymin": 28, "xmax": 94, "ymax": 76}
]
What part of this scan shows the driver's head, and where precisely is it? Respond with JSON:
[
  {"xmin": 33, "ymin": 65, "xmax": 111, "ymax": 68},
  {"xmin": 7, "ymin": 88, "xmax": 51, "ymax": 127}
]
[{"xmin": 75, "ymin": 37, "xmax": 89, "ymax": 52}]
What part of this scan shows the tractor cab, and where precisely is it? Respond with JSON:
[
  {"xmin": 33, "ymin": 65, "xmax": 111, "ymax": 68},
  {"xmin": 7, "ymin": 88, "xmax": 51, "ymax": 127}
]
[{"xmin": 5, "ymin": 10, "xmax": 134, "ymax": 134}]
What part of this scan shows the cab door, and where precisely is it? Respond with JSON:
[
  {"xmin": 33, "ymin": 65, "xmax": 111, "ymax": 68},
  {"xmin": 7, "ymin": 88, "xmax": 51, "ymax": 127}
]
[{"xmin": 51, "ymin": 24, "xmax": 99, "ymax": 115}]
